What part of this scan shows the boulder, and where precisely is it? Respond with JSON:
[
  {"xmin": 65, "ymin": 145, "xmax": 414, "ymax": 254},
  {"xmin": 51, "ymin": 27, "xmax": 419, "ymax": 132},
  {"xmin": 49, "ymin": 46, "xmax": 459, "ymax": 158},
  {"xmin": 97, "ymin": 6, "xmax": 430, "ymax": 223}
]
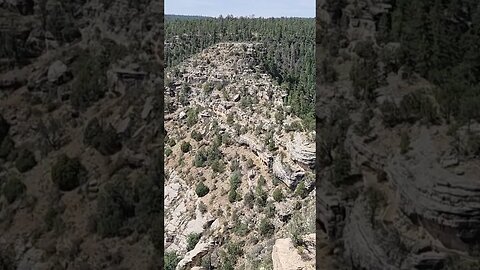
[
  {"xmin": 176, "ymin": 240, "xmax": 214, "ymax": 270},
  {"xmin": 272, "ymin": 234, "xmax": 315, "ymax": 270},
  {"xmin": 47, "ymin": 60, "xmax": 71, "ymax": 84}
]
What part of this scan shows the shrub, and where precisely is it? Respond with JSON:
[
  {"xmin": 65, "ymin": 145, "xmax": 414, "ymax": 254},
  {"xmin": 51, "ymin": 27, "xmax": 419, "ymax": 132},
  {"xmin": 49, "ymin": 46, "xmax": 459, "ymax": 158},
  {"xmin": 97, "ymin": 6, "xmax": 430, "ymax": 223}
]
[
  {"xmin": 96, "ymin": 180, "xmax": 135, "ymax": 237},
  {"xmin": 228, "ymin": 189, "xmax": 238, "ymax": 203},
  {"xmin": 198, "ymin": 201, "xmax": 207, "ymax": 213},
  {"xmin": 186, "ymin": 233, "xmax": 201, "ymax": 251},
  {"xmin": 288, "ymin": 212, "xmax": 308, "ymax": 247},
  {"xmin": 259, "ymin": 218, "xmax": 274, "ymax": 237},
  {"xmin": 272, "ymin": 188, "xmax": 284, "ymax": 202},
  {"xmin": 186, "ymin": 109, "xmax": 198, "ymax": 127},
  {"xmin": 164, "ymin": 252, "xmax": 181, "ymax": 270},
  {"xmin": 227, "ymin": 113, "xmax": 234, "ymax": 125},
  {"xmin": 294, "ymin": 181, "xmax": 308, "ymax": 199},
  {"xmin": 167, "ymin": 138, "xmax": 176, "ymax": 147},
  {"xmin": 0, "ymin": 136, "xmax": 14, "ymax": 159},
  {"xmin": 2, "ymin": 177, "xmax": 25, "ymax": 203},
  {"xmin": 244, "ymin": 191, "xmax": 254, "ymax": 209},
  {"xmin": 195, "ymin": 181, "xmax": 210, "ymax": 197},
  {"xmin": 84, "ymin": 119, "xmax": 122, "ymax": 156},
  {"xmin": 255, "ymin": 186, "xmax": 267, "ymax": 208},
  {"xmin": 15, "ymin": 149, "xmax": 37, "ymax": 173},
  {"xmin": 165, "ymin": 148, "xmax": 172, "ymax": 157},
  {"xmin": 51, "ymin": 154, "xmax": 86, "ymax": 191},
  {"xmin": 194, "ymin": 150, "xmax": 207, "ymax": 167},
  {"xmin": 180, "ymin": 141, "xmax": 191, "ymax": 153},
  {"xmin": 94, "ymin": 126, "xmax": 122, "ymax": 156},
  {"xmin": 191, "ymin": 130, "xmax": 203, "ymax": 142},
  {"xmin": 234, "ymin": 221, "xmax": 249, "ymax": 236},
  {"xmin": 265, "ymin": 202, "xmax": 275, "ymax": 218},
  {"xmin": 71, "ymin": 51, "xmax": 107, "ymax": 110},
  {"xmin": 230, "ymin": 171, "xmax": 242, "ymax": 190},
  {"xmin": 133, "ymin": 177, "xmax": 163, "ymax": 233},
  {"xmin": 211, "ymin": 160, "xmax": 225, "ymax": 173}
]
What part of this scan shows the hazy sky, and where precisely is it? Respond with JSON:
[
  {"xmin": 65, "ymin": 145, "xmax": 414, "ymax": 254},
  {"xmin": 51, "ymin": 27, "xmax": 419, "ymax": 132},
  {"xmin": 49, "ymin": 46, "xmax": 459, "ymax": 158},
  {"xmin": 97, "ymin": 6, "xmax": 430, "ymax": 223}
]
[{"xmin": 165, "ymin": 0, "xmax": 315, "ymax": 18}]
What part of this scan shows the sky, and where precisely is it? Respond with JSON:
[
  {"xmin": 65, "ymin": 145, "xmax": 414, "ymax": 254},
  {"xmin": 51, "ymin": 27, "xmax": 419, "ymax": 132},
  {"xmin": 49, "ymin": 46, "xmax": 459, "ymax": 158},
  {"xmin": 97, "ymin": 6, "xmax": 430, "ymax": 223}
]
[{"xmin": 165, "ymin": 0, "xmax": 315, "ymax": 18}]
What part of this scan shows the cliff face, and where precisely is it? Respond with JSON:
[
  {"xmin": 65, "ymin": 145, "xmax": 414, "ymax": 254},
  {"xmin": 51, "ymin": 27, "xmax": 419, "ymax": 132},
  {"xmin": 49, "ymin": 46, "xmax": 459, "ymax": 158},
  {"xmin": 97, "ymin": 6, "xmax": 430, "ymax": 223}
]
[
  {"xmin": 164, "ymin": 42, "xmax": 315, "ymax": 269},
  {"xmin": 317, "ymin": 0, "xmax": 480, "ymax": 269},
  {"xmin": 0, "ymin": 0, "xmax": 164, "ymax": 268}
]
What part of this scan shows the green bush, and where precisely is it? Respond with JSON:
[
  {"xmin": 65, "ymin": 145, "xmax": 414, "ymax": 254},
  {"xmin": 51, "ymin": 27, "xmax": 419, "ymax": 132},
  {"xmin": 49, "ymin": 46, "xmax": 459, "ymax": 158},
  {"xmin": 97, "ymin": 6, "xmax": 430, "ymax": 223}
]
[
  {"xmin": 180, "ymin": 141, "xmax": 191, "ymax": 153},
  {"xmin": 164, "ymin": 252, "xmax": 181, "ymax": 270},
  {"xmin": 186, "ymin": 233, "xmax": 201, "ymax": 251},
  {"xmin": 234, "ymin": 221, "xmax": 249, "ymax": 236},
  {"xmin": 243, "ymin": 191, "xmax": 254, "ymax": 209},
  {"xmin": 294, "ymin": 181, "xmax": 308, "ymax": 199},
  {"xmin": 272, "ymin": 188, "xmax": 284, "ymax": 202},
  {"xmin": 51, "ymin": 154, "xmax": 86, "ymax": 191},
  {"xmin": 198, "ymin": 201, "xmax": 207, "ymax": 213},
  {"xmin": 191, "ymin": 130, "xmax": 203, "ymax": 142},
  {"xmin": 255, "ymin": 186, "xmax": 267, "ymax": 208},
  {"xmin": 211, "ymin": 160, "xmax": 225, "ymax": 173},
  {"xmin": 186, "ymin": 109, "xmax": 198, "ymax": 127},
  {"xmin": 84, "ymin": 118, "xmax": 122, "ymax": 156},
  {"xmin": 0, "ymin": 136, "xmax": 14, "ymax": 159},
  {"xmin": 165, "ymin": 148, "xmax": 172, "ymax": 157},
  {"xmin": 167, "ymin": 138, "xmax": 176, "ymax": 147},
  {"xmin": 71, "ymin": 51, "xmax": 107, "ymax": 110},
  {"xmin": 133, "ymin": 177, "xmax": 163, "ymax": 233},
  {"xmin": 265, "ymin": 202, "xmax": 275, "ymax": 218},
  {"xmin": 96, "ymin": 180, "xmax": 135, "ymax": 237},
  {"xmin": 194, "ymin": 150, "xmax": 207, "ymax": 167},
  {"xmin": 2, "ymin": 177, "xmax": 25, "ymax": 203},
  {"xmin": 228, "ymin": 189, "xmax": 238, "ymax": 203},
  {"xmin": 195, "ymin": 181, "xmax": 210, "ymax": 197},
  {"xmin": 15, "ymin": 149, "xmax": 37, "ymax": 173},
  {"xmin": 259, "ymin": 218, "xmax": 274, "ymax": 237}
]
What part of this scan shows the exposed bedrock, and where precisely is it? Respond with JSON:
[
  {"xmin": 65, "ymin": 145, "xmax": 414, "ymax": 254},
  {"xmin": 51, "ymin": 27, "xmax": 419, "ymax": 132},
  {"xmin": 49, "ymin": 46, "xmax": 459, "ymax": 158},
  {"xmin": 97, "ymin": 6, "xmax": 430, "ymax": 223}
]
[
  {"xmin": 387, "ymin": 155, "xmax": 480, "ymax": 250},
  {"xmin": 272, "ymin": 156, "xmax": 304, "ymax": 189},
  {"xmin": 286, "ymin": 133, "xmax": 315, "ymax": 167},
  {"xmin": 347, "ymin": 127, "xmax": 480, "ymax": 251},
  {"xmin": 343, "ymin": 195, "xmax": 446, "ymax": 270}
]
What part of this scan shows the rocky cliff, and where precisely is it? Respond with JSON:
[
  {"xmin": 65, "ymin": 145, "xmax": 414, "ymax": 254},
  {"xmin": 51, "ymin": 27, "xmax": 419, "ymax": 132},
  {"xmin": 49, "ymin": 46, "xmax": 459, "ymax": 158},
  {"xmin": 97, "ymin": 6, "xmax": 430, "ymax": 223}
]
[
  {"xmin": 0, "ymin": 0, "xmax": 164, "ymax": 269},
  {"xmin": 164, "ymin": 42, "xmax": 315, "ymax": 269},
  {"xmin": 317, "ymin": 0, "xmax": 480, "ymax": 269}
]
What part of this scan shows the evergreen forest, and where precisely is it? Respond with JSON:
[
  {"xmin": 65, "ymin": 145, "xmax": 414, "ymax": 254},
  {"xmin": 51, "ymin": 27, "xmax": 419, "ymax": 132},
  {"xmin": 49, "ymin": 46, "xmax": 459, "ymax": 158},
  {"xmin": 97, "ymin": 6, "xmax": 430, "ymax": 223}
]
[{"xmin": 165, "ymin": 16, "xmax": 315, "ymax": 129}]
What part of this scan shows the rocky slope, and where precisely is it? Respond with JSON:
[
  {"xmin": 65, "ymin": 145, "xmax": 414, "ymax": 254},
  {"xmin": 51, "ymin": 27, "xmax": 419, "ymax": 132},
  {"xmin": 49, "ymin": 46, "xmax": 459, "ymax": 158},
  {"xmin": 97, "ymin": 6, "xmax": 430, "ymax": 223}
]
[
  {"xmin": 317, "ymin": 0, "xmax": 480, "ymax": 269},
  {"xmin": 0, "ymin": 0, "xmax": 164, "ymax": 269},
  {"xmin": 164, "ymin": 42, "xmax": 315, "ymax": 270}
]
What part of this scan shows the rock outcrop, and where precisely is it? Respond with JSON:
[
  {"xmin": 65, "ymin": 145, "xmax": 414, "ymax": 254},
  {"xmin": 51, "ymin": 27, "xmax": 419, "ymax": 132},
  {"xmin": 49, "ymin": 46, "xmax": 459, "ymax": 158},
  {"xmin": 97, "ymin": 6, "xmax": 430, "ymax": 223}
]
[{"xmin": 272, "ymin": 234, "xmax": 315, "ymax": 270}]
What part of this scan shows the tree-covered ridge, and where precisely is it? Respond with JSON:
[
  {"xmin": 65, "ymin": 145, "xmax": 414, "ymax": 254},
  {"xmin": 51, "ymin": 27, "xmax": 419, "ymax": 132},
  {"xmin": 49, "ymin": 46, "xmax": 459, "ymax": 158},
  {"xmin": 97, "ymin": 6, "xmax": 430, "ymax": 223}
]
[
  {"xmin": 165, "ymin": 14, "xmax": 213, "ymax": 21},
  {"xmin": 165, "ymin": 16, "xmax": 315, "ymax": 129},
  {"xmin": 386, "ymin": 0, "xmax": 480, "ymax": 123}
]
